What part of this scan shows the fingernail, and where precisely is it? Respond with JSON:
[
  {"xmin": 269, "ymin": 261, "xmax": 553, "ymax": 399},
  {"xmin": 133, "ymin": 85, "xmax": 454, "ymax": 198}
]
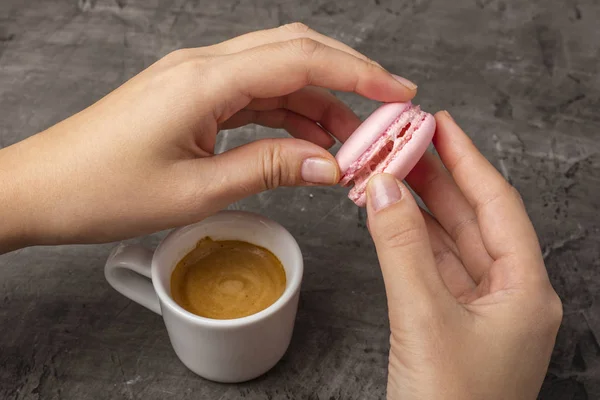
[
  {"xmin": 301, "ymin": 158, "xmax": 339, "ymax": 185},
  {"xmin": 368, "ymin": 174, "xmax": 402, "ymax": 211},
  {"xmin": 443, "ymin": 110, "xmax": 454, "ymax": 122},
  {"xmin": 391, "ymin": 74, "xmax": 418, "ymax": 90}
]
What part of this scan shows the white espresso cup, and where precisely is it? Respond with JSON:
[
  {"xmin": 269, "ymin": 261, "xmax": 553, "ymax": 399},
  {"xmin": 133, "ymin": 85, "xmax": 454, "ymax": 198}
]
[{"xmin": 104, "ymin": 210, "xmax": 303, "ymax": 383}]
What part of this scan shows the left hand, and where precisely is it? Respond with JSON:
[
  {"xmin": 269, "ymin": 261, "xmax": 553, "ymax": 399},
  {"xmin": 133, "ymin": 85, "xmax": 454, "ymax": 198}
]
[{"xmin": 0, "ymin": 23, "xmax": 416, "ymax": 252}]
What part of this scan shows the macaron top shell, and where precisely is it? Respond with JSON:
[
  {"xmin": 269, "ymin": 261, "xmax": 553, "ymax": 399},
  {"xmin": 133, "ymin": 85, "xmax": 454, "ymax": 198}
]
[
  {"xmin": 383, "ymin": 113, "xmax": 435, "ymax": 181},
  {"xmin": 335, "ymin": 102, "xmax": 412, "ymax": 173}
]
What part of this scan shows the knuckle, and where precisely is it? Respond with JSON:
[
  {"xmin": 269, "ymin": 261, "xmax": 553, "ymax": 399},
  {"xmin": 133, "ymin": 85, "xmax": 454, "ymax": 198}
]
[
  {"xmin": 368, "ymin": 58, "xmax": 384, "ymax": 68},
  {"xmin": 281, "ymin": 22, "xmax": 311, "ymax": 34},
  {"xmin": 449, "ymin": 216, "xmax": 478, "ymax": 243},
  {"xmin": 377, "ymin": 218, "xmax": 426, "ymax": 250},
  {"xmin": 162, "ymin": 49, "xmax": 212, "ymax": 72},
  {"xmin": 163, "ymin": 48, "xmax": 193, "ymax": 64},
  {"xmin": 547, "ymin": 291, "xmax": 564, "ymax": 331},
  {"xmin": 146, "ymin": 56, "xmax": 206, "ymax": 96},
  {"xmin": 509, "ymin": 185, "xmax": 525, "ymax": 207},
  {"xmin": 474, "ymin": 181, "xmax": 521, "ymax": 216},
  {"xmin": 421, "ymin": 168, "xmax": 445, "ymax": 189},
  {"xmin": 363, "ymin": 57, "xmax": 381, "ymax": 71},
  {"xmin": 524, "ymin": 285, "xmax": 564, "ymax": 335},
  {"xmin": 289, "ymin": 37, "xmax": 324, "ymax": 59},
  {"xmin": 170, "ymin": 58, "xmax": 203, "ymax": 83},
  {"xmin": 259, "ymin": 140, "xmax": 288, "ymax": 190}
]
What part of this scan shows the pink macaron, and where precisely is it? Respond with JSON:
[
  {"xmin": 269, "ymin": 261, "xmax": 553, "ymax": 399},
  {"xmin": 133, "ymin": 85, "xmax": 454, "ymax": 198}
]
[{"xmin": 336, "ymin": 102, "xmax": 436, "ymax": 207}]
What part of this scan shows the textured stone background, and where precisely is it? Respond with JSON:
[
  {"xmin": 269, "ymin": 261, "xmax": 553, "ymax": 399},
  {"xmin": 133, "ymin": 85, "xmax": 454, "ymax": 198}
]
[{"xmin": 1, "ymin": 0, "xmax": 599, "ymax": 399}]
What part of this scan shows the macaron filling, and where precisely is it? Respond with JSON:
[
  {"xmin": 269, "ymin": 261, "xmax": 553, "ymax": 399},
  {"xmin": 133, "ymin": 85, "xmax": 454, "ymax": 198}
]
[{"xmin": 340, "ymin": 105, "xmax": 428, "ymax": 201}]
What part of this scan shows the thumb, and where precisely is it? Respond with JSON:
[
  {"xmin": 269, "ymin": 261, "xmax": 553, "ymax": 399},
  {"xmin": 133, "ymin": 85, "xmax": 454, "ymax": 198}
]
[
  {"xmin": 366, "ymin": 174, "xmax": 450, "ymax": 317},
  {"xmin": 199, "ymin": 137, "xmax": 339, "ymax": 207}
]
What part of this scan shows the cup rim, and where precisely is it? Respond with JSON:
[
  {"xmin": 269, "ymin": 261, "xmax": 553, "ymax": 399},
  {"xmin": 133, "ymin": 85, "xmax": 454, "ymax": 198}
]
[{"xmin": 151, "ymin": 210, "xmax": 303, "ymax": 328}]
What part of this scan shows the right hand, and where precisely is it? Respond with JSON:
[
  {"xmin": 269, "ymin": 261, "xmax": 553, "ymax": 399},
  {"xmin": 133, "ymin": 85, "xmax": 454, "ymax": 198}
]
[{"xmin": 366, "ymin": 112, "xmax": 562, "ymax": 399}]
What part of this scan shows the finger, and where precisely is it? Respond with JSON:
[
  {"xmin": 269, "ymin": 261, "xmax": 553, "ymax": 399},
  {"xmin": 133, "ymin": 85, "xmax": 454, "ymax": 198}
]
[
  {"xmin": 406, "ymin": 151, "xmax": 494, "ymax": 282},
  {"xmin": 205, "ymin": 23, "xmax": 379, "ymax": 66},
  {"xmin": 221, "ymin": 109, "xmax": 336, "ymax": 149},
  {"xmin": 205, "ymin": 39, "xmax": 417, "ymax": 122},
  {"xmin": 433, "ymin": 111, "xmax": 545, "ymax": 275},
  {"xmin": 366, "ymin": 173, "xmax": 453, "ymax": 315},
  {"xmin": 245, "ymin": 87, "xmax": 362, "ymax": 143},
  {"xmin": 190, "ymin": 138, "xmax": 339, "ymax": 209},
  {"xmin": 420, "ymin": 209, "xmax": 477, "ymax": 300}
]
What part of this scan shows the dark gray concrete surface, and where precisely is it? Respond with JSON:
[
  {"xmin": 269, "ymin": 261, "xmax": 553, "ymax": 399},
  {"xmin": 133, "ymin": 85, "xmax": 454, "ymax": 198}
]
[{"xmin": 1, "ymin": 0, "xmax": 599, "ymax": 399}]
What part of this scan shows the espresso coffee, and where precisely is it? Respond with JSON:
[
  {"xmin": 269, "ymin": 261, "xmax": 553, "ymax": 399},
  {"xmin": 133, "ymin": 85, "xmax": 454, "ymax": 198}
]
[{"xmin": 170, "ymin": 237, "xmax": 286, "ymax": 320}]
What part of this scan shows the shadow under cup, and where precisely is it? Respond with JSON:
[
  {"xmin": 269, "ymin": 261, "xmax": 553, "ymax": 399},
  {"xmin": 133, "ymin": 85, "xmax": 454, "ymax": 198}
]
[{"xmin": 105, "ymin": 211, "xmax": 304, "ymax": 383}]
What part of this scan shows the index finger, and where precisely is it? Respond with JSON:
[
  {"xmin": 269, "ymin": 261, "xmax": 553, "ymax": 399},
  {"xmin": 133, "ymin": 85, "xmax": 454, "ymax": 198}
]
[
  {"xmin": 209, "ymin": 23, "xmax": 377, "ymax": 65},
  {"xmin": 205, "ymin": 38, "xmax": 416, "ymax": 121},
  {"xmin": 433, "ymin": 111, "xmax": 545, "ymax": 270}
]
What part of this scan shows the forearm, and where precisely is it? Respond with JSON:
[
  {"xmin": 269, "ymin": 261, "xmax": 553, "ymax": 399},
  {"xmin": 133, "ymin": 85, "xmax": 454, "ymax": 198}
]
[
  {"xmin": 0, "ymin": 123, "xmax": 91, "ymax": 254},
  {"xmin": 0, "ymin": 140, "xmax": 42, "ymax": 253}
]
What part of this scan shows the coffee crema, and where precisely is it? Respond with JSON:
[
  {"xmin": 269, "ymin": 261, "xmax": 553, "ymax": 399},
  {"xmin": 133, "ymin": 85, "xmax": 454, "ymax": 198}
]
[{"xmin": 170, "ymin": 237, "xmax": 286, "ymax": 320}]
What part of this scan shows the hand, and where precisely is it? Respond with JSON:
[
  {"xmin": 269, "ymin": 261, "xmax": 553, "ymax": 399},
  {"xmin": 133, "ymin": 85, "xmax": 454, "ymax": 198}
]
[
  {"xmin": 0, "ymin": 23, "xmax": 417, "ymax": 253},
  {"xmin": 366, "ymin": 112, "xmax": 562, "ymax": 399}
]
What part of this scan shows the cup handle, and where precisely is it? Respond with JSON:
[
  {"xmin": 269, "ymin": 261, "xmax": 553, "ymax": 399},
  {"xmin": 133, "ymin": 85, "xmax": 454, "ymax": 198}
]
[{"xmin": 105, "ymin": 243, "xmax": 162, "ymax": 315}]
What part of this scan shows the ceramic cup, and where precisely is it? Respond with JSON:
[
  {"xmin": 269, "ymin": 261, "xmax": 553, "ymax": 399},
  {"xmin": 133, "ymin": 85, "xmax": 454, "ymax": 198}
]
[{"xmin": 104, "ymin": 210, "xmax": 303, "ymax": 383}]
